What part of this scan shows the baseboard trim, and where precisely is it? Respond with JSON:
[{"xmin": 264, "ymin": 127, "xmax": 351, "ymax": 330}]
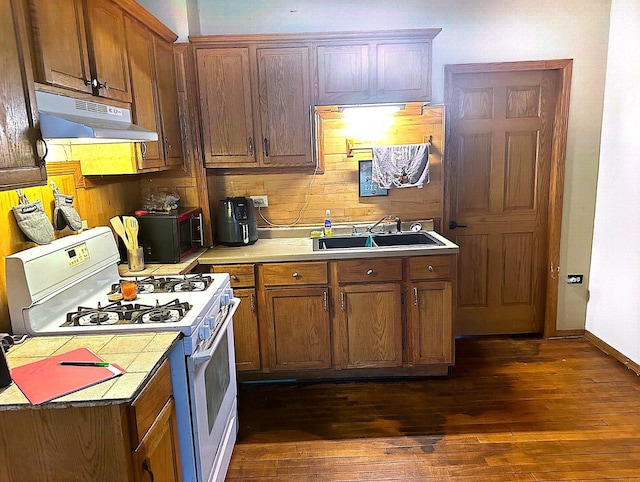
[{"xmin": 585, "ymin": 330, "xmax": 640, "ymax": 376}]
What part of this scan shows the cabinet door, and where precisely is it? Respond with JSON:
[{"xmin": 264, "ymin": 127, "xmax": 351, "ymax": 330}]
[
  {"xmin": 336, "ymin": 283, "xmax": 402, "ymax": 369},
  {"xmin": 256, "ymin": 46, "xmax": 313, "ymax": 167},
  {"xmin": 375, "ymin": 41, "xmax": 432, "ymax": 101},
  {"xmin": 1, "ymin": 0, "xmax": 47, "ymax": 191},
  {"xmin": 124, "ymin": 16, "xmax": 163, "ymax": 169},
  {"xmin": 133, "ymin": 397, "xmax": 182, "ymax": 482},
  {"xmin": 85, "ymin": 0, "xmax": 132, "ymax": 102},
  {"xmin": 153, "ymin": 37, "xmax": 183, "ymax": 167},
  {"xmin": 196, "ymin": 48, "xmax": 256, "ymax": 167},
  {"xmin": 234, "ymin": 288, "xmax": 261, "ymax": 371},
  {"xmin": 317, "ymin": 44, "xmax": 370, "ymax": 105},
  {"xmin": 265, "ymin": 287, "xmax": 331, "ymax": 371},
  {"xmin": 28, "ymin": 0, "xmax": 92, "ymax": 93},
  {"xmin": 408, "ymin": 281, "xmax": 453, "ymax": 365}
]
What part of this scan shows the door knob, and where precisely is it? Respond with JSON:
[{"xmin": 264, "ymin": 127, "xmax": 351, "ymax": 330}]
[{"xmin": 449, "ymin": 221, "xmax": 467, "ymax": 229}]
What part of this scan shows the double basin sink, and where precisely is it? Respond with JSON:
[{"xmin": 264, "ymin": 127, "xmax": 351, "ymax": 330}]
[{"xmin": 313, "ymin": 231, "xmax": 444, "ymax": 251}]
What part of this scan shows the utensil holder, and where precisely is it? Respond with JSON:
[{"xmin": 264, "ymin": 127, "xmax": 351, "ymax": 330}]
[{"xmin": 127, "ymin": 247, "xmax": 145, "ymax": 272}]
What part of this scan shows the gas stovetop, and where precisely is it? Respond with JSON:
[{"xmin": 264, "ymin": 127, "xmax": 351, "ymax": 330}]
[{"xmin": 6, "ymin": 227, "xmax": 231, "ymax": 337}]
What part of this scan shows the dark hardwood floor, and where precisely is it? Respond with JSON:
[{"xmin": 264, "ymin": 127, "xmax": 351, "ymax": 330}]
[{"xmin": 227, "ymin": 337, "xmax": 640, "ymax": 481}]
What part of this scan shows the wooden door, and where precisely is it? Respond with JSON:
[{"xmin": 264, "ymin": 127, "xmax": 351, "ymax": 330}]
[
  {"xmin": 265, "ymin": 287, "xmax": 331, "ymax": 371},
  {"xmin": 256, "ymin": 46, "xmax": 313, "ymax": 167},
  {"xmin": 336, "ymin": 283, "xmax": 402, "ymax": 369},
  {"xmin": 446, "ymin": 67, "xmax": 561, "ymax": 335},
  {"xmin": 408, "ymin": 281, "xmax": 453, "ymax": 364},
  {"xmin": 233, "ymin": 288, "xmax": 261, "ymax": 371},
  {"xmin": 28, "ymin": 0, "xmax": 92, "ymax": 93},
  {"xmin": 196, "ymin": 47, "xmax": 256, "ymax": 167},
  {"xmin": 124, "ymin": 16, "xmax": 163, "ymax": 169},
  {"xmin": 85, "ymin": 0, "xmax": 131, "ymax": 102},
  {"xmin": 153, "ymin": 37, "xmax": 183, "ymax": 167},
  {"xmin": 1, "ymin": 0, "xmax": 47, "ymax": 191}
]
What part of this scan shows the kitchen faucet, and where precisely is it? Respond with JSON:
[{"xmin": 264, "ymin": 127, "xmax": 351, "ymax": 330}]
[{"xmin": 366, "ymin": 215, "xmax": 402, "ymax": 233}]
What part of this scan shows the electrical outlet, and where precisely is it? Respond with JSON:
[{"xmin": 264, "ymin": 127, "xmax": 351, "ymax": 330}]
[
  {"xmin": 567, "ymin": 274, "xmax": 584, "ymax": 284},
  {"xmin": 250, "ymin": 195, "xmax": 268, "ymax": 207}
]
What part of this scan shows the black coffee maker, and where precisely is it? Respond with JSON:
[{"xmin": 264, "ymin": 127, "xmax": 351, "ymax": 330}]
[{"xmin": 216, "ymin": 197, "xmax": 258, "ymax": 246}]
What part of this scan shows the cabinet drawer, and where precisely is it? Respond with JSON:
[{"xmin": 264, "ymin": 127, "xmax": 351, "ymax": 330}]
[
  {"xmin": 409, "ymin": 256, "xmax": 452, "ymax": 280},
  {"xmin": 212, "ymin": 264, "xmax": 255, "ymax": 287},
  {"xmin": 261, "ymin": 262, "xmax": 328, "ymax": 286},
  {"xmin": 336, "ymin": 258, "xmax": 402, "ymax": 283},
  {"xmin": 130, "ymin": 359, "xmax": 172, "ymax": 446}
]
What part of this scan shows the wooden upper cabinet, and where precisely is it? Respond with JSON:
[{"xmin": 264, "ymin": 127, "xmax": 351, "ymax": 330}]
[
  {"xmin": 256, "ymin": 46, "xmax": 313, "ymax": 167},
  {"xmin": 197, "ymin": 48, "xmax": 256, "ymax": 167},
  {"xmin": 152, "ymin": 37, "xmax": 183, "ymax": 167},
  {"xmin": 124, "ymin": 16, "xmax": 163, "ymax": 169},
  {"xmin": 84, "ymin": 0, "xmax": 131, "ymax": 102},
  {"xmin": 27, "ymin": 0, "xmax": 92, "ymax": 94},
  {"xmin": 1, "ymin": 0, "xmax": 47, "ymax": 192},
  {"xmin": 195, "ymin": 43, "xmax": 314, "ymax": 169},
  {"xmin": 27, "ymin": 0, "xmax": 131, "ymax": 102},
  {"xmin": 317, "ymin": 44, "xmax": 370, "ymax": 104},
  {"xmin": 316, "ymin": 30, "xmax": 440, "ymax": 105}
]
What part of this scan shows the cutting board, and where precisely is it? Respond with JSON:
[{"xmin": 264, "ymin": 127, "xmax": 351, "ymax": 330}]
[{"xmin": 10, "ymin": 347, "xmax": 125, "ymax": 405}]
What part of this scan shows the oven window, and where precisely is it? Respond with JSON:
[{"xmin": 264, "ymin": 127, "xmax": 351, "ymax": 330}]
[{"xmin": 204, "ymin": 331, "xmax": 231, "ymax": 433}]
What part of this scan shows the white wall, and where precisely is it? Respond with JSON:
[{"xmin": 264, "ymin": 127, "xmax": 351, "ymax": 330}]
[
  {"xmin": 585, "ymin": 0, "xmax": 640, "ymax": 362},
  {"xmin": 141, "ymin": 0, "xmax": 613, "ymax": 331}
]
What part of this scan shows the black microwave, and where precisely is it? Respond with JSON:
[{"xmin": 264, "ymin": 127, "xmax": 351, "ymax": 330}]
[{"xmin": 126, "ymin": 207, "xmax": 205, "ymax": 264}]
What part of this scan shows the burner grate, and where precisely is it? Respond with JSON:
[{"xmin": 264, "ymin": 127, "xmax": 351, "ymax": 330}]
[
  {"xmin": 63, "ymin": 299, "xmax": 192, "ymax": 327},
  {"xmin": 110, "ymin": 274, "xmax": 213, "ymax": 295}
]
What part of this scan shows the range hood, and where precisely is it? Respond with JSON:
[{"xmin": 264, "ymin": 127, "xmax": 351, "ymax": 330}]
[{"xmin": 36, "ymin": 91, "xmax": 158, "ymax": 144}]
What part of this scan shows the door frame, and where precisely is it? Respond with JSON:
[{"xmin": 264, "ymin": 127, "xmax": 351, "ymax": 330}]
[{"xmin": 443, "ymin": 59, "xmax": 573, "ymax": 338}]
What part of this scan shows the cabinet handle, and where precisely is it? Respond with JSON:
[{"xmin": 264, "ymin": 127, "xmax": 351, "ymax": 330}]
[
  {"xmin": 36, "ymin": 139, "xmax": 48, "ymax": 162},
  {"xmin": 250, "ymin": 293, "xmax": 255, "ymax": 312},
  {"xmin": 366, "ymin": 269, "xmax": 374, "ymax": 275},
  {"xmin": 263, "ymin": 138, "xmax": 270, "ymax": 157},
  {"xmin": 428, "ymin": 265, "xmax": 434, "ymax": 272},
  {"xmin": 165, "ymin": 137, "xmax": 172, "ymax": 151},
  {"xmin": 85, "ymin": 79, "xmax": 93, "ymax": 87},
  {"xmin": 248, "ymin": 137, "xmax": 254, "ymax": 156},
  {"xmin": 142, "ymin": 459, "xmax": 155, "ymax": 482},
  {"xmin": 323, "ymin": 291, "xmax": 328, "ymax": 312},
  {"xmin": 91, "ymin": 79, "xmax": 108, "ymax": 90},
  {"xmin": 292, "ymin": 272, "xmax": 300, "ymax": 278},
  {"xmin": 413, "ymin": 287, "xmax": 419, "ymax": 307},
  {"xmin": 140, "ymin": 142, "xmax": 148, "ymax": 159}
]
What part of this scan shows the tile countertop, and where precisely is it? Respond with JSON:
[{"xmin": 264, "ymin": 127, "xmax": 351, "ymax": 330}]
[
  {"xmin": 198, "ymin": 220, "xmax": 459, "ymax": 265},
  {"xmin": 118, "ymin": 248, "xmax": 207, "ymax": 277},
  {"xmin": 0, "ymin": 332, "xmax": 180, "ymax": 409}
]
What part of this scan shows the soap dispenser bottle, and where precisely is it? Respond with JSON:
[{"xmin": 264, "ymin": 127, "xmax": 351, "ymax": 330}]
[{"xmin": 324, "ymin": 209, "xmax": 333, "ymax": 237}]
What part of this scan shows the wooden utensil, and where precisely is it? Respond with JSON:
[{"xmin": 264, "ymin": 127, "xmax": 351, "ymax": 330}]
[
  {"xmin": 123, "ymin": 216, "xmax": 139, "ymax": 250},
  {"xmin": 109, "ymin": 216, "xmax": 131, "ymax": 250}
]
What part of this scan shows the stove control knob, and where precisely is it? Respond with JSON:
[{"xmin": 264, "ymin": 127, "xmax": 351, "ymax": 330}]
[
  {"xmin": 221, "ymin": 290, "xmax": 232, "ymax": 306},
  {"xmin": 199, "ymin": 322, "xmax": 211, "ymax": 341}
]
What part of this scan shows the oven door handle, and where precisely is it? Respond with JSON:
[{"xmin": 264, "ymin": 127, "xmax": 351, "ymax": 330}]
[{"xmin": 192, "ymin": 297, "xmax": 239, "ymax": 365}]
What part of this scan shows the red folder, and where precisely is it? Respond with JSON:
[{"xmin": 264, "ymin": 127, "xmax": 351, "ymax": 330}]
[{"xmin": 10, "ymin": 347, "xmax": 125, "ymax": 405}]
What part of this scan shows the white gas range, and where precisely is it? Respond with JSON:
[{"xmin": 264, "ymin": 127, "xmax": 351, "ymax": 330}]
[{"xmin": 6, "ymin": 226, "xmax": 239, "ymax": 482}]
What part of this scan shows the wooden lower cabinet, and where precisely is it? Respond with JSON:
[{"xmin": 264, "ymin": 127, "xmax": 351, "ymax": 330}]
[
  {"xmin": 407, "ymin": 281, "xmax": 453, "ymax": 365},
  {"xmin": 0, "ymin": 360, "xmax": 180, "ymax": 481},
  {"xmin": 335, "ymin": 282, "xmax": 402, "ymax": 369},
  {"xmin": 263, "ymin": 287, "xmax": 331, "ymax": 371},
  {"xmin": 212, "ymin": 253, "xmax": 454, "ymax": 379},
  {"xmin": 233, "ymin": 287, "xmax": 261, "ymax": 371}
]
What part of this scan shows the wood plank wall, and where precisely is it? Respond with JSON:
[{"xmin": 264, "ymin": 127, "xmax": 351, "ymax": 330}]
[
  {"xmin": 0, "ymin": 162, "xmax": 140, "ymax": 333},
  {"xmin": 208, "ymin": 105, "xmax": 445, "ymax": 230}
]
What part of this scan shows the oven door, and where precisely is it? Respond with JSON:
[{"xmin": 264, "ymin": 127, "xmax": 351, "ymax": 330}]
[{"xmin": 190, "ymin": 298, "xmax": 239, "ymax": 482}]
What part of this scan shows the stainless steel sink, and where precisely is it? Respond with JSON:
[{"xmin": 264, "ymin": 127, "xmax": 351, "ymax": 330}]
[{"xmin": 313, "ymin": 231, "xmax": 444, "ymax": 251}]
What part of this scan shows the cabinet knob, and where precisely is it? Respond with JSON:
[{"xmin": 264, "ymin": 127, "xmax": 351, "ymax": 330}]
[
  {"xmin": 231, "ymin": 274, "xmax": 238, "ymax": 281},
  {"xmin": 292, "ymin": 272, "xmax": 300, "ymax": 278},
  {"xmin": 428, "ymin": 265, "xmax": 434, "ymax": 272},
  {"xmin": 366, "ymin": 269, "xmax": 374, "ymax": 275}
]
